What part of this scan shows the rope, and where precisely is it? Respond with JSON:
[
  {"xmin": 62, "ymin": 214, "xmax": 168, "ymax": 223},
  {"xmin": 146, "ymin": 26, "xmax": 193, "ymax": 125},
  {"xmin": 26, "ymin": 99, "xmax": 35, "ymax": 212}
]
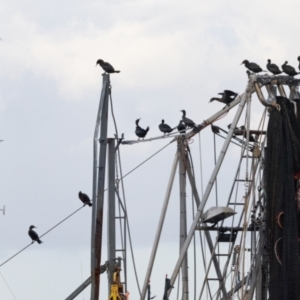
[{"xmin": 0, "ymin": 205, "xmax": 85, "ymax": 268}]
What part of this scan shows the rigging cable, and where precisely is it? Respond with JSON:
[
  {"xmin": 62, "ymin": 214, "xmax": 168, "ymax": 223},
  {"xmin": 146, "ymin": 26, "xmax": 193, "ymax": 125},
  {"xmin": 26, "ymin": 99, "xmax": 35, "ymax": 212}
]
[
  {"xmin": 0, "ymin": 271, "xmax": 17, "ymax": 300},
  {"xmin": 188, "ymin": 147, "xmax": 213, "ymax": 299},
  {"xmin": 186, "ymin": 148, "xmax": 197, "ymax": 300},
  {"xmin": 109, "ymin": 87, "xmax": 142, "ymax": 296},
  {"xmin": 0, "ymin": 205, "xmax": 85, "ymax": 268},
  {"xmin": 197, "ymin": 132, "xmax": 209, "ymax": 298}
]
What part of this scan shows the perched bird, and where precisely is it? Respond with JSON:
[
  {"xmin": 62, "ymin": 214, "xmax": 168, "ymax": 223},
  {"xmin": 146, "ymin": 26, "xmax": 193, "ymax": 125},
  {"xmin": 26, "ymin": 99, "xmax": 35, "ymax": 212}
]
[
  {"xmin": 180, "ymin": 110, "xmax": 196, "ymax": 128},
  {"xmin": 209, "ymin": 90, "xmax": 238, "ymax": 107},
  {"xmin": 163, "ymin": 274, "xmax": 174, "ymax": 300},
  {"xmin": 147, "ymin": 280, "xmax": 156, "ymax": 300},
  {"xmin": 177, "ymin": 120, "xmax": 186, "ymax": 133},
  {"xmin": 297, "ymin": 56, "xmax": 300, "ymax": 71},
  {"xmin": 239, "ymin": 126, "xmax": 256, "ymax": 142},
  {"xmin": 78, "ymin": 191, "xmax": 92, "ymax": 207},
  {"xmin": 159, "ymin": 120, "xmax": 174, "ymax": 135},
  {"xmin": 135, "ymin": 118, "xmax": 149, "ymax": 140},
  {"xmin": 95, "ymin": 59, "xmax": 120, "ymax": 74},
  {"xmin": 266, "ymin": 59, "xmax": 282, "ymax": 75},
  {"xmin": 240, "ymin": 60, "xmax": 265, "ymax": 73},
  {"xmin": 28, "ymin": 225, "xmax": 43, "ymax": 244},
  {"xmin": 281, "ymin": 61, "xmax": 299, "ymax": 76}
]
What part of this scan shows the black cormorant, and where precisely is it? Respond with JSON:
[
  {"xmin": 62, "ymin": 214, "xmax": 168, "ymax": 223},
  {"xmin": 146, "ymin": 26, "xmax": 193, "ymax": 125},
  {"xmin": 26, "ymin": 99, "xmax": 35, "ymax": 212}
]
[
  {"xmin": 209, "ymin": 90, "xmax": 238, "ymax": 107},
  {"xmin": 159, "ymin": 120, "xmax": 174, "ymax": 135},
  {"xmin": 266, "ymin": 59, "xmax": 282, "ymax": 75},
  {"xmin": 135, "ymin": 118, "xmax": 149, "ymax": 139},
  {"xmin": 298, "ymin": 56, "xmax": 300, "ymax": 71},
  {"xmin": 163, "ymin": 274, "xmax": 174, "ymax": 300},
  {"xmin": 78, "ymin": 191, "xmax": 92, "ymax": 207},
  {"xmin": 180, "ymin": 110, "xmax": 196, "ymax": 128},
  {"xmin": 28, "ymin": 225, "xmax": 43, "ymax": 244},
  {"xmin": 281, "ymin": 61, "xmax": 299, "ymax": 76},
  {"xmin": 239, "ymin": 125, "xmax": 256, "ymax": 142},
  {"xmin": 177, "ymin": 120, "xmax": 186, "ymax": 133},
  {"xmin": 240, "ymin": 60, "xmax": 265, "ymax": 73},
  {"xmin": 96, "ymin": 59, "xmax": 120, "ymax": 74}
]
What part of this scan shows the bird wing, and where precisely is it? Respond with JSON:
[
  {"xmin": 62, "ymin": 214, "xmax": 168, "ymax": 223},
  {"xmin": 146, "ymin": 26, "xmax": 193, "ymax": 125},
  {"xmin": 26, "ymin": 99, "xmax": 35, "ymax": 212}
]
[
  {"xmin": 29, "ymin": 230, "xmax": 39, "ymax": 241},
  {"xmin": 224, "ymin": 90, "xmax": 237, "ymax": 96},
  {"xmin": 102, "ymin": 62, "xmax": 114, "ymax": 72}
]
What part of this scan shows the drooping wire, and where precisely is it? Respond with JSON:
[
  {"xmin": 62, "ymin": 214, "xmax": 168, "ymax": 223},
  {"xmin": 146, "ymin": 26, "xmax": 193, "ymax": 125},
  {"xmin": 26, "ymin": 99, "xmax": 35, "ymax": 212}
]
[
  {"xmin": 119, "ymin": 142, "xmax": 172, "ymax": 181},
  {"xmin": 109, "ymin": 87, "xmax": 142, "ymax": 295},
  {"xmin": 187, "ymin": 147, "xmax": 213, "ymax": 299},
  {"xmin": 0, "ymin": 271, "xmax": 17, "ymax": 300},
  {"xmin": 186, "ymin": 148, "xmax": 197, "ymax": 300},
  {"xmin": 198, "ymin": 132, "xmax": 208, "ymax": 298},
  {"xmin": 0, "ymin": 205, "xmax": 85, "ymax": 268}
]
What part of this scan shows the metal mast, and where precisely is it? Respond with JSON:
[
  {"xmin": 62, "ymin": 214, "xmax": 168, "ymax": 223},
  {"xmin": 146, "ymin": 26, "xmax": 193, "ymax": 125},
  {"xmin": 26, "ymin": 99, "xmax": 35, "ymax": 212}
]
[{"xmin": 178, "ymin": 137, "xmax": 189, "ymax": 300}]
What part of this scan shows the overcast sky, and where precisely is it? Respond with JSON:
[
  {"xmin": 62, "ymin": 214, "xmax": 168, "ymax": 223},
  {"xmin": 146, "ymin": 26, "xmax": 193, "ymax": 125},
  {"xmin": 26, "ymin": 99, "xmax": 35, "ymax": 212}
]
[{"xmin": 0, "ymin": 1, "xmax": 299, "ymax": 299}]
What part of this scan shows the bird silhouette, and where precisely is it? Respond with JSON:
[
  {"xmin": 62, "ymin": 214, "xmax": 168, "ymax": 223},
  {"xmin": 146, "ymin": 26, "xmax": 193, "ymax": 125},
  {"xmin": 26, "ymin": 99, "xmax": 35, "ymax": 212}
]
[
  {"xmin": 281, "ymin": 61, "xmax": 299, "ymax": 76},
  {"xmin": 266, "ymin": 59, "xmax": 282, "ymax": 75},
  {"xmin": 96, "ymin": 59, "xmax": 120, "ymax": 74},
  {"xmin": 209, "ymin": 90, "xmax": 238, "ymax": 107},
  {"xmin": 180, "ymin": 110, "xmax": 196, "ymax": 128},
  {"xmin": 163, "ymin": 274, "xmax": 174, "ymax": 300},
  {"xmin": 78, "ymin": 191, "xmax": 92, "ymax": 207},
  {"xmin": 239, "ymin": 126, "xmax": 256, "ymax": 142},
  {"xmin": 28, "ymin": 225, "xmax": 43, "ymax": 244},
  {"xmin": 135, "ymin": 118, "xmax": 149, "ymax": 140},
  {"xmin": 159, "ymin": 120, "xmax": 175, "ymax": 135},
  {"xmin": 177, "ymin": 120, "xmax": 186, "ymax": 133},
  {"xmin": 297, "ymin": 56, "xmax": 300, "ymax": 71},
  {"xmin": 241, "ymin": 60, "xmax": 265, "ymax": 73}
]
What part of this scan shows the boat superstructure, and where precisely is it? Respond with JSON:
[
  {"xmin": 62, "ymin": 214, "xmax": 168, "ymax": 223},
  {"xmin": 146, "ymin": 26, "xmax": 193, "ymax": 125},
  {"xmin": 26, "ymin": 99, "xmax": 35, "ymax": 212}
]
[{"xmin": 65, "ymin": 73, "xmax": 300, "ymax": 300}]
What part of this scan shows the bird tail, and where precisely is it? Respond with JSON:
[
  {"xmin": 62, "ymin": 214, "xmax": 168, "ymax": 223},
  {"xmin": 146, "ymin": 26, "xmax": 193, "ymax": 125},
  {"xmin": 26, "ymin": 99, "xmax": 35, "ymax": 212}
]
[
  {"xmin": 115, "ymin": 70, "xmax": 121, "ymax": 73},
  {"xmin": 37, "ymin": 239, "xmax": 43, "ymax": 244}
]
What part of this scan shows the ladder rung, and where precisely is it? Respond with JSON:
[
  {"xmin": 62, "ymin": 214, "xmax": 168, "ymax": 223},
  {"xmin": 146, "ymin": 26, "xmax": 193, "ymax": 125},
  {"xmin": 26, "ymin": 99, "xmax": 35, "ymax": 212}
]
[
  {"xmin": 115, "ymin": 216, "xmax": 125, "ymax": 219},
  {"xmin": 229, "ymin": 202, "xmax": 244, "ymax": 205},
  {"xmin": 207, "ymin": 278, "xmax": 223, "ymax": 281},
  {"xmin": 215, "ymin": 254, "xmax": 229, "ymax": 256},
  {"xmin": 115, "ymin": 249, "xmax": 125, "ymax": 252}
]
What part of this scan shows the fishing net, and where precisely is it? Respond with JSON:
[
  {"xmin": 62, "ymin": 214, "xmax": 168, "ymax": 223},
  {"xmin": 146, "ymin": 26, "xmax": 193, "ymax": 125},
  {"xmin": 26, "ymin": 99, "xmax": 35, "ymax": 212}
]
[{"xmin": 265, "ymin": 96, "xmax": 300, "ymax": 300}]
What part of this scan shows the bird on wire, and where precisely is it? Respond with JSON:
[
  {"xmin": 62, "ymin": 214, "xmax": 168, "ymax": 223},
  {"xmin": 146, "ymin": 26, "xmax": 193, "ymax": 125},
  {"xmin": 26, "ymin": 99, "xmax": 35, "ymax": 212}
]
[
  {"xmin": 159, "ymin": 120, "xmax": 175, "ymax": 135},
  {"xmin": 28, "ymin": 225, "xmax": 43, "ymax": 244},
  {"xmin": 96, "ymin": 59, "xmax": 120, "ymax": 74},
  {"xmin": 135, "ymin": 118, "xmax": 149, "ymax": 140},
  {"xmin": 78, "ymin": 191, "xmax": 92, "ymax": 207},
  {"xmin": 209, "ymin": 90, "xmax": 238, "ymax": 108},
  {"xmin": 240, "ymin": 60, "xmax": 265, "ymax": 73},
  {"xmin": 266, "ymin": 59, "xmax": 282, "ymax": 75},
  {"xmin": 180, "ymin": 110, "xmax": 196, "ymax": 129},
  {"xmin": 298, "ymin": 56, "xmax": 300, "ymax": 71},
  {"xmin": 177, "ymin": 120, "xmax": 187, "ymax": 133},
  {"xmin": 281, "ymin": 61, "xmax": 300, "ymax": 76}
]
